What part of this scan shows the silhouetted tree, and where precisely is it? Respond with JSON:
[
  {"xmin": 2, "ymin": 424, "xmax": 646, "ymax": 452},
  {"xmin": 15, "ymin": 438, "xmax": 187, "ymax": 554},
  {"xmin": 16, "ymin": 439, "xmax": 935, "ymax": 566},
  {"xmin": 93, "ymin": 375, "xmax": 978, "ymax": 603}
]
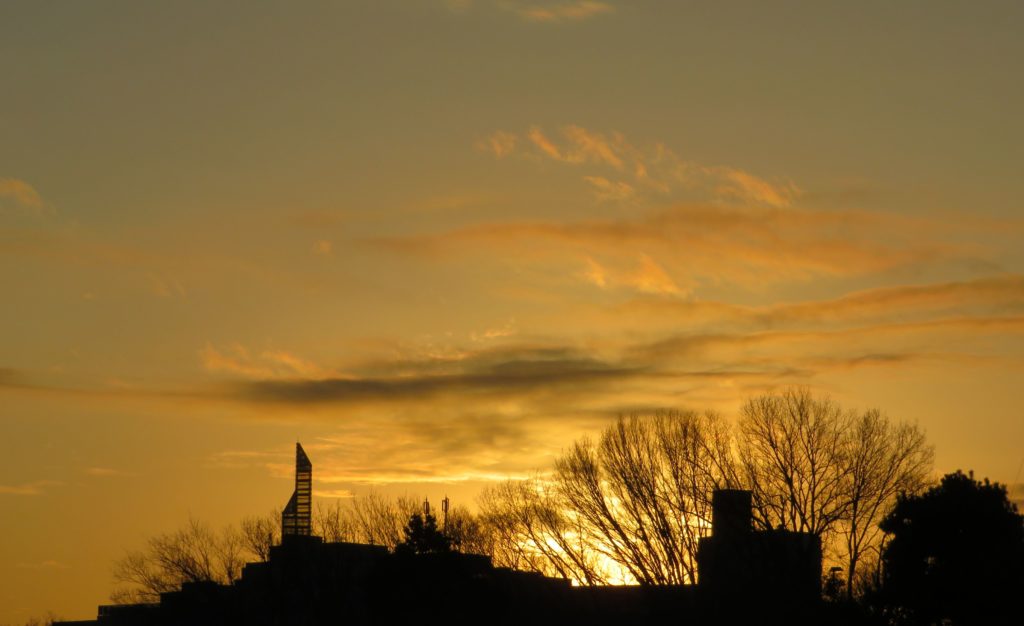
[
  {"xmin": 350, "ymin": 491, "xmax": 421, "ymax": 549},
  {"xmin": 395, "ymin": 513, "xmax": 451, "ymax": 555},
  {"xmin": 1, "ymin": 612, "xmax": 61, "ymax": 626},
  {"xmin": 877, "ymin": 470, "xmax": 1024, "ymax": 625},
  {"xmin": 739, "ymin": 389, "xmax": 932, "ymax": 597},
  {"xmin": 443, "ymin": 504, "xmax": 491, "ymax": 555},
  {"xmin": 840, "ymin": 409, "xmax": 932, "ymax": 597},
  {"xmin": 240, "ymin": 510, "xmax": 281, "ymax": 562},
  {"xmin": 552, "ymin": 410, "xmax": 739, "ymax": 585},
  {"xmin": 111, "ymin": 518, "xmax": 249, "ymax": 604},
  {"xmin": 313, "ymin": 500, "xmax": 356, "ymax": 543},
  {"xmin": 305, "ymin": 491, "xmax": 422, "ymax": 549},
  {"xmin": 483, "ymin": 390, "xmax": 932, "ymax": 593},
  {"xmin": 478, "ymin": 477, "xmax": 609, "ymax": 584},
  {"xmin": 739, "ymin": 390, "xmax": 851, "ymax": 536}
]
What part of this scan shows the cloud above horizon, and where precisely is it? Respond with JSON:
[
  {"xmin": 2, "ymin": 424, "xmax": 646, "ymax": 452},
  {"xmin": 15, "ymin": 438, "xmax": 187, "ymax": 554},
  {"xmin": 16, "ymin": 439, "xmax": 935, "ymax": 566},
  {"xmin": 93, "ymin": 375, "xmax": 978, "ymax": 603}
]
[
  {"xmin": 499, "ymin": 1, "xmax": 615, "ymax": 22},
  {"xmin": 0, "ymin": 178, "xmax": 44, "ymax": 213},
  {"xmin": 444, "ymin": 0, "xmax": 615, "ymax": 23},
  {"xmin": 370, "ymin": 203, "xmax": 971, "ymax": 293},
  {"xmin": 482, "ymin": 125, "xmax": 801, "ymax": 207},
  {"xmin": 0, "ymin": 480, "xmax": 62, "ymax": 496}
]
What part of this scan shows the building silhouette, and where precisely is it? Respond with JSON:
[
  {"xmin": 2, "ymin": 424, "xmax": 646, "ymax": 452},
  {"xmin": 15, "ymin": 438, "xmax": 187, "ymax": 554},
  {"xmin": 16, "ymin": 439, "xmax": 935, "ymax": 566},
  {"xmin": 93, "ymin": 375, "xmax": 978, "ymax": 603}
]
[
  {"xmin": 280, "ymin": 443, "xmax": 312, "ymax": 537},
  {"xmin": 698, "ymin": 489, "xmax": 823, "ymax": 621},
  {"xmin": 57, "ymin": 444, "xmax": 822, "ymax": 626}
]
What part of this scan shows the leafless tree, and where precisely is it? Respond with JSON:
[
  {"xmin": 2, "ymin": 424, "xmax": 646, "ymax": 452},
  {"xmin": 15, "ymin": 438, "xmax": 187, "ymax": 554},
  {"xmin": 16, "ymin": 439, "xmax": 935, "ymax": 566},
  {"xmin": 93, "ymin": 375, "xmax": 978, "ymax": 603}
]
[
  {"xmin": 215, "ymin": 525, "xmax": 247, "ymax": 583},
  {"xmin": 111, "ymin": 518, "xmax": 250, "ymax": 604},
  {"xmin": 314, "ymin": 500, "xmax": 357, "ymax": 543},
  {"xmin": 840, "ymin": 409, "xmax": 932, "ymax": 597},
  {"xmin": 239, "ymin": 510, "xmax": 280, "ymax": 563},
  {"xmin": 478, "ymin": 477, "xmax": 608, "ymax": 584},
  {"xmin": 738, "ymin": 389, "xmax": 933, "ymax": 597},
  {"xmin": 738, "ymin": 389, "xmax": 851, "ymax": 536},
  {"xmin": 349, "ymin": 491, "xmax": 420, "ymax": 549},
  {"xmin": 443, "ymin": 504, "xmax": 491, "ymax": 556},
  {"xmin": 553, "ymin": 411, "xmax": 738, "ymax": 585},
  {"xmin": 2, "ymin": 613, "xmax": 61, "ymax": 626}
]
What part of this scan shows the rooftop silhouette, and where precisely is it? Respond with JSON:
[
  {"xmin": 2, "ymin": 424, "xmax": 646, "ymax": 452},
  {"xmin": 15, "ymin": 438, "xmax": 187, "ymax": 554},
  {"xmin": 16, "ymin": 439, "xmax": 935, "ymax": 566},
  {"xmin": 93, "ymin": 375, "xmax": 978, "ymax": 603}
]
[{"xmin": 56, "ymin": 443, "xmax": 824, "ymax": 626}]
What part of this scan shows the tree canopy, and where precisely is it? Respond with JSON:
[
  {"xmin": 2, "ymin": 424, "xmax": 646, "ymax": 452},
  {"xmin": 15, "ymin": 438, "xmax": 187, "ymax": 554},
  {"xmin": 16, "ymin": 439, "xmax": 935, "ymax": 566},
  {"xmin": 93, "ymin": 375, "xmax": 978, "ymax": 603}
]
[
  {"xmin": 395, "ymin": 513, "xmax": 451, "ymax": 556},
  {"xmin": 878, "ymin": 470, "xmax": 1024, "ymax": 625}
]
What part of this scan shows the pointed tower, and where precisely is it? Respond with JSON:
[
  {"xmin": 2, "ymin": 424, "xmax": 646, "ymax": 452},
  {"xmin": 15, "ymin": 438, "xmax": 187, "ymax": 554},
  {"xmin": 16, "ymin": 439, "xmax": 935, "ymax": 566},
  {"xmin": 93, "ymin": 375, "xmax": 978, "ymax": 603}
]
[{"xmin": 282, "ymin": 442, "xmax": 313, "ymax": 537}]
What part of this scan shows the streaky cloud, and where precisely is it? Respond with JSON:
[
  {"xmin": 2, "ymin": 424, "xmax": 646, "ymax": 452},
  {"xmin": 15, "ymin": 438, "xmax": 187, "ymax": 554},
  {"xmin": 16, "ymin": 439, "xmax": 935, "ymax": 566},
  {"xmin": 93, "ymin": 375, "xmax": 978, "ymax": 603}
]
[
  {"xmin": 370, "ymin": 204, "xmax": 961, "ymax": 286},
  {"xmin": 490, "ymin": 124, "xmax": 800, "ymax": 207},
  {"xmin": 0, "ymin": 178, "xmax": 43, "ymax": 212},
  {"xmin": 236, "ymin": 356, "xmax": 642, "ymax": 405},
  {"xmin": 504, "ymin": 1, "xmax": 615, "ymax": 23}
]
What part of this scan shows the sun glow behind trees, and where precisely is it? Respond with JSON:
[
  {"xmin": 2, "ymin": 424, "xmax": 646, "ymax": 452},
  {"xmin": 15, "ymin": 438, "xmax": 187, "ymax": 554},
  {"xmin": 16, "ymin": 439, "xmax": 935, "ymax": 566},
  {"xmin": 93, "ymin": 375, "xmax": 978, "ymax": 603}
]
[
  {"xmin": 110, "ymin": 390, "xmax": 933, "ymax": 602},
  {"xmin": 477, "ymin": 390, "xmax": 932, "ymax": 594}
]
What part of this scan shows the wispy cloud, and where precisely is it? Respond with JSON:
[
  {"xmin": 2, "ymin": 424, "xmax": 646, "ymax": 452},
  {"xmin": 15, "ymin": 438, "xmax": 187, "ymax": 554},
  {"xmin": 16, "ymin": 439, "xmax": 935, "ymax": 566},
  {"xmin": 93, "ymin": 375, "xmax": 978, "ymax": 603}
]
[
  {"xmin": 527, "ymin": 126, "xmax": 564, "ymax": 160},
  {"xmin": 496, "ymin": 125, "xmax": 801, "ymax": 207},
  {"xmin": 712, "ymin": 167, "xmax": 802, "ymax": 209},
  {"xmin": 444, "ymin": 1, "xmax": 614, "ymax": 24},
  {"xmin": 235, "ymin": 353, "xmax": 640, "ymax": 405},
  {"xmin": 148, "ymin": 272, "xmax": 187, "ymax": 298},
  {"xmin": 5, "ymin": 286, "xmax": 1023, "ymax": 487},
  {"xmin": 583, "ymin": 175, "xmax": 635, "ymax": 201},
  {"xmin": 201, "ymin": 343, "xmax": 334, "ymax": 380},
  {"xmin": 0, "ymin": 480, "xmax": 61, "ymax": 496},
  {"xmin": 501, "ymin": 1, "xmax": 614, "ymax": 22},
  {"xmin": 478, "ymin": 130, "xmax": 518, "ymax": 158},
  {"xmin": 615, "ymin": 275, "xmax": 1024, "ymax": 332},
  {"xmin": 189, "ymin": 309, "xmax": 1024, "ymax": 484},
  {"xmin": 372, "ymin": 204, "xmax": 958, "ymax": 288},
  {"xmin": 579, "ymin": 254, "xmax": 687, "ymax": 295},
  {"xmin": 470, "ymin": 319, "xmax": 518, "ymax": 342},
  {"xmin": 0, "ymin": 178, "xmax": 44, "ymax": 212}
]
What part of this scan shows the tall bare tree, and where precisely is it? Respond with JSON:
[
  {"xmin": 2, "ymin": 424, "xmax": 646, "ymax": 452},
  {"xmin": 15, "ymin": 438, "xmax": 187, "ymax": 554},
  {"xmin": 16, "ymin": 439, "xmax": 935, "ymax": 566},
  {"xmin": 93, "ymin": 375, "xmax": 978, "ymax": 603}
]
[
  {"xmin": 738, "ymin": 389, "xmax": 933, "ymax": 597},
  {"xmin": 553, "ymin": 411, "xmax": 738, "ymax": 585},
  {"xmin": 738, "ymin": 389, "xmax": 851, "ymax": 536},
  {"xmin": 239, "ymin": 510, "xmax": 280, "ymax": 563},
  {"xmin": 314, "ymin": 500, "xmax": 356, "ymax": 543},
  {"xmin": 349, "ymin": 491, "xmax": 420, "ymax": 549},
  {"xmin": 841, "ymin": 409, "xmax": 932, "ymax": 596},
  {"xmin": 443, "ymin": 504, "xmax": 491, "ymax": 556},
  {"xmin": 112, "ymin": 518, "xmax": 248, "ymax": 604},
  {"xmin": 478, "ymin": 477, "xmax": 608, "ymax": 584}
]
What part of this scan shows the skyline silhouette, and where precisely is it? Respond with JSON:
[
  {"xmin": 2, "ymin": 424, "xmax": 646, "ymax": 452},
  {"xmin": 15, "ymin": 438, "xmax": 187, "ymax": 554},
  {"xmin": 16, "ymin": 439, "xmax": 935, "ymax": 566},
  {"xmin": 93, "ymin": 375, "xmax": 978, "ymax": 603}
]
[
  {"xmin": 54, "ymin": 444, "xmax": 829, "ymax": 626},
  {"xmin": 51, "ymin": 438, "xmax": 1023, "ymax": 625}
]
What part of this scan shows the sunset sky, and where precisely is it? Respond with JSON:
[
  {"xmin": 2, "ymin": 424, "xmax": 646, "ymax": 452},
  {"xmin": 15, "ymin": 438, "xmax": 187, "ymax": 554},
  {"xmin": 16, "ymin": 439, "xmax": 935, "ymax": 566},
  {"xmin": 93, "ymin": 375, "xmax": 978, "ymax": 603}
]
[{"xmin": 2, "ymin": 1, "xmax": 1024, "ymax": 622}]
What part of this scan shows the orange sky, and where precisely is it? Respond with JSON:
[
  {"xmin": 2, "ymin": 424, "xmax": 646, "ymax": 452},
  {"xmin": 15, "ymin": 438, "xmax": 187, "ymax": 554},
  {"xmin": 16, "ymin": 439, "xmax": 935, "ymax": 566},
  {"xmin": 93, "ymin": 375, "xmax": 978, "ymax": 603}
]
[{"xmin": 2, "ymin": 1, "xmax": 1024, "ymax": 622}]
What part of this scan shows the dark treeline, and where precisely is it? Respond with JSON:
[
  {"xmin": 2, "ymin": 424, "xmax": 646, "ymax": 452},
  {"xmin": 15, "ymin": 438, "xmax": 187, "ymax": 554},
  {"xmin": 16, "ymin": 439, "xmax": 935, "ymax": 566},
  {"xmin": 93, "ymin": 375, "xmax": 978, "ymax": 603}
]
[{"xmin": 100, "ymin": 389, "xmax": 1023, "ymax": 626}]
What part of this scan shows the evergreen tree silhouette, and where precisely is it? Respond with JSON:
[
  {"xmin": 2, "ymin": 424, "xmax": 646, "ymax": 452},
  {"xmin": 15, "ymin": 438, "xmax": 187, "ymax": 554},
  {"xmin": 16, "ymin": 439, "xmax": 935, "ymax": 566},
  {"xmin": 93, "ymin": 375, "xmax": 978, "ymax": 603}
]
[
  {"xmin": 878, "ymin": 470, "xmax": 1024, "ymax": 625},
  {"xmin": 394, "ymin": 513, "xmax": 451, "ymax": 555}
]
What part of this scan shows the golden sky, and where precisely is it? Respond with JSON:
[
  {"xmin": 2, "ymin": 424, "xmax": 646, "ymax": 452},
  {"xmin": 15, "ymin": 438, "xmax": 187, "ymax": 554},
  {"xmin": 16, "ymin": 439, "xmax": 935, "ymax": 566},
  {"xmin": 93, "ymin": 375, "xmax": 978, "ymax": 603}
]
[{"xmin": 2, "ymin": 1, "xmax": 1024, "ymax": 622}]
